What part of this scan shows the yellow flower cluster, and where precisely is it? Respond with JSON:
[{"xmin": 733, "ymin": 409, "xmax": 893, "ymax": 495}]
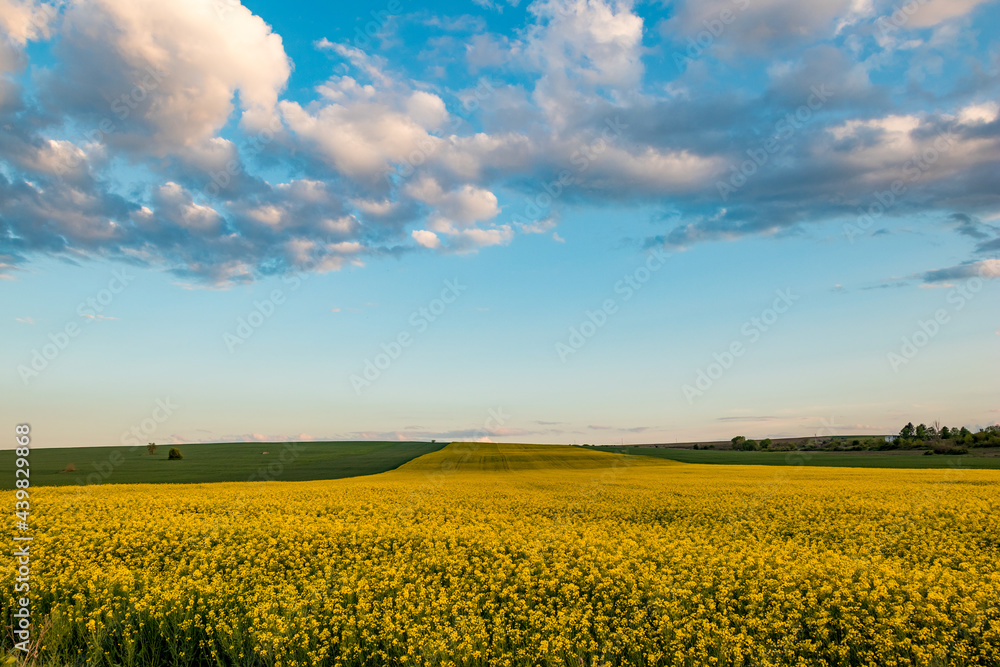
[{"xmin": 3, "ymin": 444, "xmax": 999, "ymax": 666}]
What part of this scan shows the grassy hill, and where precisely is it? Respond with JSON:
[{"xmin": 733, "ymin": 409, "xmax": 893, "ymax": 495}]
[
  {"xmin": 2, "ymin": 440, "xmax": 446, "ymax": 489},
  {"xmin": 397, "ymin": 442, "xmax": 679, "ymax": 473}
]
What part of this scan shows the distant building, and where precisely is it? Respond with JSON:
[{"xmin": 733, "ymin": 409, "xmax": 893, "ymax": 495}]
[{"xmin": 884, "ymin": 435, "xmax": 897, "ymax": 443}]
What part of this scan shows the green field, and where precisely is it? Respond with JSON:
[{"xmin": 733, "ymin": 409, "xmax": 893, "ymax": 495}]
[
  {"xmin": 596, "ymin": 444, "xmax": 1000, "ymax": 468},
  {"xmin": 1, "ymin": 440, "xmax": 446, "ymax": 489}
]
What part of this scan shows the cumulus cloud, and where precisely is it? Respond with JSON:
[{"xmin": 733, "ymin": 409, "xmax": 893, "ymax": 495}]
[
  {"xmin": 407, "ymin": 178, "xmax": 500, "ymax": 229},
  {"xmin": 411, "ymin": 229, "xmax": 442, "ymax": 249},
  {"xmin": 1, "ymin": 0, "xmax": 999, "ymax": 284},
  {"xmin": 42, "ymin": 0, "xmax": 291, "ymax": 153},
  {"xmin": 648, "ymin": 106, "xmax": 1000, "ymax": 249},
  {"xmin": 0, "ymin": 0, "xmax": 56, "ymax": 47},
  {"xmin": 525, "ymin": 0, "xmax": 644, "ymax": 128},
  {"xmin": 404, "ymin": 177, "xmax": 512, "ymax": 251},
  {"xmin": 280, "ymin": 95, "xmax": 443, "ymax": 183}
]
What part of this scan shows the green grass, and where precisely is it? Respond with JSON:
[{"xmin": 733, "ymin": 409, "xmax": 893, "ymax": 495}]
[
  {"xmin": 12, "ymin": 439, "xmax": 996, "ymax": 490},
  {"xmin": 398, "ymin": 442, "xmax": 677, "ymax": 472},
  {"xmin": 1, "ymin": 440, "xmax": 446, "ymax": 489},
  {"xmin": 594, "ymin": 445, "xmax": 1000, "ymax": 469}
]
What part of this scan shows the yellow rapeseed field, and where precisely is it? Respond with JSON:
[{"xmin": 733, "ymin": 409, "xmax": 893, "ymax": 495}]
[{"xmin": 3, "ymin": 443, "xmax": 1000, "ymax": 666}]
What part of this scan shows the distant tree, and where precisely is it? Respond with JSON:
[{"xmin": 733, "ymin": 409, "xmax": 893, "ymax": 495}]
[
  {"xmin": 916, "ymin": 423, "xmax": 928, "ymax": 440},
  {"xmin": 744, "ymin": 439, "xmax": 759, "ymax": 451},
  {"xmin": 940, "ymin": 426, "xmax": 951, "ymax": 439},
  {"xmin": 900, "ymin": 422, "xmax": 915, "ymax": 438},
  {"xmin": 731, "ymin": 436, "xmax": 746, "ymax": 449},
  {"xmin": 168, "ymin": 448, "xmax": 183, "ymax": 460},
  {"xmin": 971, "ymin": 425, "xmax": 1000, "ymax": 448},
  {"xmin": 147, "ymin": 442, "xmax": 158, "ymax": 455},
  {"xmin": 959, "ymin": 426, "xmax": 972, "ymax": 438},
  {"xmin": 760, "ymin": 438, "xmax": 772, "ymax": 449}
]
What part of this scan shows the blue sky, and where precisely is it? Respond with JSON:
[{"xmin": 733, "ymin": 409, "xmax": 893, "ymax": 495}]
[{"xmin": 1, "ymin": 0, "xmax": 998, "ymax": 447}]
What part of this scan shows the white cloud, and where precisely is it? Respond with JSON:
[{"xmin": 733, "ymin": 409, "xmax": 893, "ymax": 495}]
[
  {"xmin": 16, "ymin": 139, "xmax": 89, "ymax": 178},
  {"xmin": 957, "ymin": 102, "xmax": 999, "ymax": 126},
  {"xmin": 412, "ymin": 229, "xmax": 442, "ymax": 248},
  {"xmin": 519, "ymin": 216, "xmax": 558, "ymax": 234},
  {"xmin": 275, "ymin": 179, "xmax": 331, "ymax": 204},
  {"xmin": 50, "ymin": 0, "xmax": 291, "ymax": 152},
  {"xmin": 280, "ymin": 95, "xmax": 443, "ymax": 181},
  {"xmin": 903, "ymin": 0, "xmax": 993, "ymax": 27},
  {"xmin": 529, "ymin": 0, "xmax": 644, "ymax": 88},
  {"xmin": 406, "ymin": 177, "xmax": 500, "ymax": 231},
  {"xmin": 525, "ymin": 0, "xmax": 644, "ymax": 128},
  {"xmin": 328, "ymin": 241, "xmax": 364, "ymax": 254},
  {"xmin": 453, "ymin": 225, "xmax": 515, "ymax": 250},
  {"xmin": 153, "ymin": 182, "xmax": 223, "ymax": 232},
  {"xmin": 246, "ymin": 203, "xmax": 284, "ymax": 227},
  {"xmin": 406, "ymin": 91, "xmax": 449, "ymax": 130},
  {"xmin": 405, "ymin": 177, "xmax": 509, "ymax": 252},
  {"xmin": 825, "ymin": 112, "xmax": 1000, "ymax": 189},
  {"xmin": 352, "ymin": 198, "xmax": 399, "ymax": 218},
  {"xmin": 320, "ymin": 215, "xmax": 360, "ymax": 236},
  {"xmin": 435, "ymin": 132, "xmax": 537, "ymax": 181},
  {"xmin": 587, "ymin": 145, "xmax": 724, "ymax": 193},
  {"xmin": 0, "ymin": 0, "xmax": 56, "ymax": 46}
]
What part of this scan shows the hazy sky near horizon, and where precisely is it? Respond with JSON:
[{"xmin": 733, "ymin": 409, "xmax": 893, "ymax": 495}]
[{"xmin": 1, "ymin": 0, "xmax": 999, "ymax": 448}]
